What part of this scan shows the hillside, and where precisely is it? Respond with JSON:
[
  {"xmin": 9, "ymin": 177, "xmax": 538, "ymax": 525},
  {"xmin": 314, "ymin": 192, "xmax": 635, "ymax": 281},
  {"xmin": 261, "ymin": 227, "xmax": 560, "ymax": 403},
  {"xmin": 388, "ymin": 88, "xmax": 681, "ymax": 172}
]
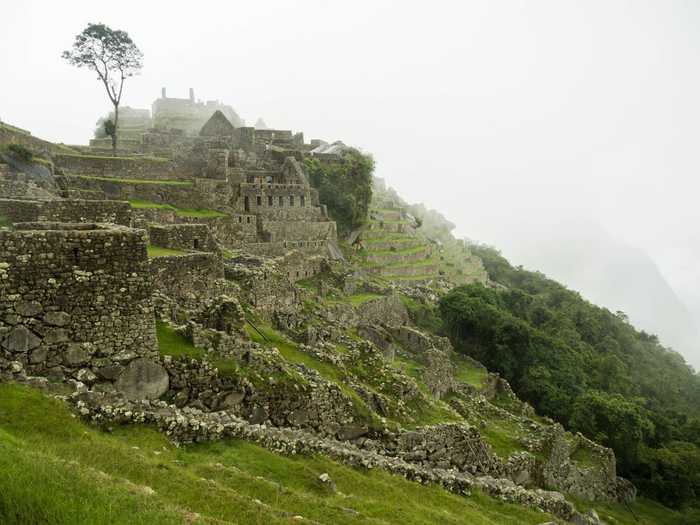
[
  {"xmin": 0, "ymin": 117, "xmax": 698, "ymax": 525},
  {"xmin": 492, "ymin": 218, "xmax": 700, "ymax": 368}
]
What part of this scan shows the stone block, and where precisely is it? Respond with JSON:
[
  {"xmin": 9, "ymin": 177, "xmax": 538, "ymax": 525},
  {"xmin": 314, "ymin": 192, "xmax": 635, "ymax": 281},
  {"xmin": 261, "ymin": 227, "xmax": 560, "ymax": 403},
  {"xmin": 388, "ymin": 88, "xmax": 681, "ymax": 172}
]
[{"xmin": 115, "ymin": 358, "xmax": 169, "ymax": 400}]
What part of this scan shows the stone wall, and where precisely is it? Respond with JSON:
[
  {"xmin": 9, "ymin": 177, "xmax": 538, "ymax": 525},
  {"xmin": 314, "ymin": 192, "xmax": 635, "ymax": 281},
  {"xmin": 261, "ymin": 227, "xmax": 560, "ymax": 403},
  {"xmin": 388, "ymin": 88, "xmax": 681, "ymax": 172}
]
[
  {"xmin": 278, "ymin": 250, "xmax": 327, "ymax": 282},
  {"xmin": 59, "ymin": 175, "xmax": 203, "ymax": 210},
  {"xmin": 237, "ymin": 183, "xmax": 317, "ymax": 215},
  {"xmin": 150, "ymin": 253, "xmax": 225, "ymax": 308},
  {"xmin": 262, "ymin": 220, "xmax": 337, "ymax": 243},
  {"xmin": 0, "ymin": 222, "xmax": 157, "ymax": 386},
  {"xmin": 0, "ymin": 122, "xmax": 74, "ymax": 157},
  {"xmin": 148, "ymin": 224, "xmax": 216, "ymax": 252},
  {"xmin": 244, "ymin": 240, "xmax": 330, "ymax": 257},
  {"xmin": 0, "ymin": 199, "xmax": 132, "ymax": 226},
  {"xmin": 54, "ymin": 154, "xmax": 187, "ymax": 181}
]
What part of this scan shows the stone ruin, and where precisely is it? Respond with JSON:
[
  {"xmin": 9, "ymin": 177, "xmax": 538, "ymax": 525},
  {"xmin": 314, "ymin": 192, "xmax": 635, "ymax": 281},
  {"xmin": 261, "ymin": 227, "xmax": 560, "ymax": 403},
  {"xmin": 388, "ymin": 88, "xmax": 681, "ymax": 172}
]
[
  {"xmin": 0, "ymin": 105, "xmax": 631, "ymax": 524},
  {"xmin": 0, "ymin": 222, "xmax": 167, "ymax": 399}
]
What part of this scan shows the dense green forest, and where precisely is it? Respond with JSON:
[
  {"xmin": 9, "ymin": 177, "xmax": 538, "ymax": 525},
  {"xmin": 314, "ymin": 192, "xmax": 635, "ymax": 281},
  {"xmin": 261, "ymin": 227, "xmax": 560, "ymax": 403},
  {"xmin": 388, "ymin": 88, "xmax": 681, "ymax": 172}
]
[
  {"xmin": 304, "ymin": 149, "xmax": 374, "ymax": 234},
  {"xmin": 439, "ymin": 245, "xmax": 700, "ymax": 510}
]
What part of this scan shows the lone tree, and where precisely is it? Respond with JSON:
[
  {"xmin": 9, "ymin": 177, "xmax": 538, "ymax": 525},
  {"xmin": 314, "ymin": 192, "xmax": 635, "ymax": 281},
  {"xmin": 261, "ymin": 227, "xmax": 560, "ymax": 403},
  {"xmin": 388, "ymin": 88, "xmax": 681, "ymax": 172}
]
[{"xmin": 62, "ymin": 23, "xmax": 143, "ymax": 155}]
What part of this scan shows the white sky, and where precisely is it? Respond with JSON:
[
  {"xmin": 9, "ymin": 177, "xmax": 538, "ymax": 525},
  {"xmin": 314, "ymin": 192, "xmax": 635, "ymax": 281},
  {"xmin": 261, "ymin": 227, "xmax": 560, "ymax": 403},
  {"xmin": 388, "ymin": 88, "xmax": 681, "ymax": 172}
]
[{"xmin": 2, "ymin": 0, "xmax": 699, "ymax": 360}]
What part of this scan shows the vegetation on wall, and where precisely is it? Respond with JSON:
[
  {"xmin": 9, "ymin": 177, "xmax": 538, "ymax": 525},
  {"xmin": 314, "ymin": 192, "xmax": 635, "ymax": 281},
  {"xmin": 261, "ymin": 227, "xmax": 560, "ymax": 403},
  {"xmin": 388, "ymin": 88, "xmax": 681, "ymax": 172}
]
[
  {"xmin": 439, "ymin": 244, "xmax": 700, "ymax": 510},
  {"xmin": 304, "ymin": 149, "xmax": 374, "ymax": 235}
]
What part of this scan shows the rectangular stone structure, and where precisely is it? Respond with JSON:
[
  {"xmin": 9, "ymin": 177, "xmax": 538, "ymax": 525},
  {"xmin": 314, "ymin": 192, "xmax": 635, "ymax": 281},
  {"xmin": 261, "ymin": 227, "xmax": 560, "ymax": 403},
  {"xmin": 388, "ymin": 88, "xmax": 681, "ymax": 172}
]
[{"xmin": 0, "ymin": 222, "xmax": 156, "ymax": 382}]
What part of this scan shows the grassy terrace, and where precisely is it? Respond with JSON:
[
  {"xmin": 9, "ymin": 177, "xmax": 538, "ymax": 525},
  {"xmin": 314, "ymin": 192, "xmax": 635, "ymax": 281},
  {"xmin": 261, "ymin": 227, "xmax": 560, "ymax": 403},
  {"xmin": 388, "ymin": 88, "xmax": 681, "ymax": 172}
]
[
  {"xmin": 147, "ymin": 245, "xmax": 187, "ymax": 257},
  {"xmin": 0, "ymin": 383, "xmax": 564, "ymax": 525},
  {"xmin": 368, "ymin": 218, "xmax": 409, "ymax": 225},
  {"xmin": 129, "ymin": 199, "xmax": 228, "ymax": 218},
  {"xmin": 387, "ymin": 273, "xmax": 438, "ymax": 281},
  {"xmin": 363, "ymin": 235, "xmax": 419, "ymax": 245},
  {"xmin": 366, "ymin": 244, "xmax": 430, "ymax": 257},
  {"xmin": 347, "ymin": 293, "xmax": 384, "ymax": 306},
  {"xmin": 73, "ymin": 174, "xmax": 192, "ymax": 186},
  {"xmin": 454, "ymin": 357, "xmax": 488, "ymax": 388},
  {"xmin": 58, "ymin": 152, "xmax": 170, "ymax": 163}
]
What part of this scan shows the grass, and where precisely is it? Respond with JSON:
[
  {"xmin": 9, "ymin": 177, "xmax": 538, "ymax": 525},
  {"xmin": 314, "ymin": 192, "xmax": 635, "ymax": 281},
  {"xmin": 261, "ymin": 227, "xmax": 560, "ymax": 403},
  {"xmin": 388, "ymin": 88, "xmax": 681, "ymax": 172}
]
[
  {"xmin": 348, "ymin": 293, "xmax": 384, "ymax": 306},
  {"xmin": 454, "ymin": 357, "xmax": 487, "ymax": 388},
  {"xmin": 366, "ymin": 245, "xmax": 429, "ymax": 257},
  {"xmin": 244, "ymin": 323, "xmax": 343, "ymax": 382},
  {"xmin": 147, "ymin": 245, "xmax": 187, "ymax": 257},
  {"xmin": 129, "ymin": 199, "xmax": 228, "ymax": 218},
  {"xmin": 74, "ymin": 174, "xmax": 192, "ymax": 186},
  {"xmin": 176, "ymin": 208, "xmax": 228, "ymax": 218},
  {"xmin": 384, "ymin": 274, "xmax": 438, "ymax": 282},
  {"xmin": 569, "ymin": 494, "xmax": 684, "ymax": 525},
  {"xmin": 156, "ymin": 321, "xmax": 206, "ymax": 360},
  {"xmin": 476, "ymin": 419, "xmax": 524, "ymax": 459},
  {"xmin": 129, "ymin": 199, "xmax": 174, "ymax": 210},
  {"xmin": 570, "ymin": 445, "xmax": 603, "ymax": 469},
  {"xmin": 0, "ymin": 383, "xmax": 562, "ymax": 525},
  {"xmin": 0, "ymin": 215, "xmax": 12, "ymax": 228},
  {"xmin": 58, "ymin": 152, "xmax": 170, "ymax": 163}
]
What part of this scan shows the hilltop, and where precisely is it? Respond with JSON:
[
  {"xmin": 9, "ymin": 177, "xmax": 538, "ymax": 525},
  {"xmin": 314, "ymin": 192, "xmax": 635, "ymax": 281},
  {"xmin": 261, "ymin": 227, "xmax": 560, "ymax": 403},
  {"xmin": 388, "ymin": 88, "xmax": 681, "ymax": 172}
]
[{"xmin": 0, "ymin": 103, "xmax": 698, "ymax": 524}]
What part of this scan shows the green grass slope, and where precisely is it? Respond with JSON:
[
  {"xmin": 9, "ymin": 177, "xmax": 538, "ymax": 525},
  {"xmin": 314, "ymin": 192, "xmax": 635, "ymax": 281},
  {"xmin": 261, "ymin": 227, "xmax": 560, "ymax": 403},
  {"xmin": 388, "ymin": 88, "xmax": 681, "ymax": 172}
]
[{"xmin": 0, "ymin": 383, "xmax": 559, "ymax": 525}]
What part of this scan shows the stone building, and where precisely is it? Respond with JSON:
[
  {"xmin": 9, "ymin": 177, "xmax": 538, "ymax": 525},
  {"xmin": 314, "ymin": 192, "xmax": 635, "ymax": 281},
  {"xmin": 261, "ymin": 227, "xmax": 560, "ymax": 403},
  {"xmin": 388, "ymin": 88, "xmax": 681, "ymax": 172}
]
[
  {"xmin": 0, "ymin": 222, "xmax": 161, "ymax": 395},
  {"xmin": 152, "ymin": 87, "xmax": 243, "ymax": 133}
]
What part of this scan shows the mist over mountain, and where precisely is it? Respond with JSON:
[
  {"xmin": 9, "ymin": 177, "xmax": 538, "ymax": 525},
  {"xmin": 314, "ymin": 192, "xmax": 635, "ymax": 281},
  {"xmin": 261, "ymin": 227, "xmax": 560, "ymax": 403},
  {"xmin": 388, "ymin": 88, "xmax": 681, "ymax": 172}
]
[{"xmin": 491, "ymin": 219, "xmax": 700, "ymax": 369}]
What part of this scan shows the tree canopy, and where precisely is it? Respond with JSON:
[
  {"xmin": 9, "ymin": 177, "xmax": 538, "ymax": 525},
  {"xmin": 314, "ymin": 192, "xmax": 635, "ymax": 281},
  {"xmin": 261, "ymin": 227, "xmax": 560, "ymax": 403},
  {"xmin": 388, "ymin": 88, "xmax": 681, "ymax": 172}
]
[
  {"xmin": 439, "ymin": 244, "xmax": 700, "ymax": 509},
  {"xmin": 62, "ymin": 23, "xmax": 143, "ymax": 154},
  {"xmin": 304, "ymin": 149, "xmax": 374, "ymax": 235}
]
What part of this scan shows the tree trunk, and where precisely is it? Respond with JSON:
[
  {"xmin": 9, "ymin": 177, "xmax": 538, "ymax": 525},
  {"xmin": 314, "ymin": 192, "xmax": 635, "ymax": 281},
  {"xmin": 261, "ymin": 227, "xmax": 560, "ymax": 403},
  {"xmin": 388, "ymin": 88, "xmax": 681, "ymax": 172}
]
[{"xmin": 111, "ymin": 104, "xmax": 119, "ymax": 157}]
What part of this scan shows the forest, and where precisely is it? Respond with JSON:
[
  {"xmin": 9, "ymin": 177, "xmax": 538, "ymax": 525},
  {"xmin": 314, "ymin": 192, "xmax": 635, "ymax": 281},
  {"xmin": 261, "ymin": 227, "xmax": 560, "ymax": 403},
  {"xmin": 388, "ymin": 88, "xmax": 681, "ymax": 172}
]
[{"xmin": 440, "ymin": 245, "xmax": 700, "ymax": 510}]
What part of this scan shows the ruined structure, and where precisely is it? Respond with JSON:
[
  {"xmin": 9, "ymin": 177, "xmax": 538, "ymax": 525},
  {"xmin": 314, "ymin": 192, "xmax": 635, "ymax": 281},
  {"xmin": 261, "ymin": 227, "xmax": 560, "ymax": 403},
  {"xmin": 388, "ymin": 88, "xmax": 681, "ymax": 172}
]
[
  {"xmin": 0, "ymin": 222, "xmax": 164, "ymax": 398},
  {"xmin": 0, "ymin": 109, "xmax": 628, "ymax": 524}
]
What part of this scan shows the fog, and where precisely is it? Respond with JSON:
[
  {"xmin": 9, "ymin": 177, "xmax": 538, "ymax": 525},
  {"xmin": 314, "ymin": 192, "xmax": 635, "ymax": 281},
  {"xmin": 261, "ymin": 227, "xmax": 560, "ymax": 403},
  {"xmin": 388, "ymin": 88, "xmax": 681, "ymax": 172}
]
[{"xmin": 2, "ymin": 1, "xmax": 699, "ymax": 365}]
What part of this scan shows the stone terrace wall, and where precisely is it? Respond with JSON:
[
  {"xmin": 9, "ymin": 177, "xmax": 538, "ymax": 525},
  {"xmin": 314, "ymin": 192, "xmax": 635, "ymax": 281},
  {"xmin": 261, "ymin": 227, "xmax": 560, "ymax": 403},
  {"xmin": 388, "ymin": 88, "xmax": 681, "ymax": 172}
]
[
  {"xmin": 0, "ymin": 223, "xmax": 157, "ymax": 384},
  {"xmin": 54, "ymin": 154, "xmax": 188, "ymax": 181},
  {"xmin": 150, "ymin": 253, "xmax": 225, "ymax": 307},
  {"xmin": 148, "ymin": 224, "xmax": 216, "ymax": 252},
  {"xmin": 245, "ymin": 240, "xmax": 329, "ymax": 257},
  {"xmin": 179, "ymin": 215, "xmax": 258, "ymax": 247},
  {"xmin": 280, "ymin": 252, "xmax": 326, "ymax": 282},
  {"xmin": 60, "ymin": 175, "xmax": 233, "ymax": 212},
  {"xmin": 0, "ymin": 122, "xmax": 75, "ymax": 157},
  {"xmin": 263, "ymin": 220, "xmax": 337, "ymax": 243},
  {"xmin": 0, "ymin": 199, "xmax": 132, "ymax": 226}
]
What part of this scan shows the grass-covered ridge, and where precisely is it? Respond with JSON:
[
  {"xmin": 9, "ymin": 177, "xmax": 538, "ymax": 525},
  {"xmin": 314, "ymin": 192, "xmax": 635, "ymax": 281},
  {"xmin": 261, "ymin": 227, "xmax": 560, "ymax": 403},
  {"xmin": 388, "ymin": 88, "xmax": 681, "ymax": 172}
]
[
  {"xmin": 130, "ymin": 199, "xmax": 228, "ymax": 218},
  {"xmin": 0, "ymin": 383, "xmax": 565, "ymax": 525}
]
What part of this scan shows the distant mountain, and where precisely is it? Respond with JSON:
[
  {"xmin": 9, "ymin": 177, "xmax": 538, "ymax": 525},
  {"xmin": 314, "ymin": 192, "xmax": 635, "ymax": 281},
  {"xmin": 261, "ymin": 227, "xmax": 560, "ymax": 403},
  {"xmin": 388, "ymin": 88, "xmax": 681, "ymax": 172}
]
[{"xmin": 496, "ymin": 219, "xmax": 700, "ymax": 369}]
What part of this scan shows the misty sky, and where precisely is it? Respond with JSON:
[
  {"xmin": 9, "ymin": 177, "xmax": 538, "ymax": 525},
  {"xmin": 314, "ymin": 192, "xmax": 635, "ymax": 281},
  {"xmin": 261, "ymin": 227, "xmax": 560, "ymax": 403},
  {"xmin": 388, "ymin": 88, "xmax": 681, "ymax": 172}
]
[{"xmin": 2, "ymin": 1, "xmax": 699, "ymax": 362}]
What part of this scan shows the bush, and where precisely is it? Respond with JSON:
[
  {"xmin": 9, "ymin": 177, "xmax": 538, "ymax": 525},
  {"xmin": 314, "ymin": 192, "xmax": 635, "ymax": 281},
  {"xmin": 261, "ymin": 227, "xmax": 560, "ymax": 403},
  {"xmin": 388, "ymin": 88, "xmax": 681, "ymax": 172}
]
[
  {"xmin": 304, "ymin": 149, "xmax": 374, "ymax": 235},
  {"xmin": 6, "ymin": 143, "xmax": 33, "ymax": 162}
]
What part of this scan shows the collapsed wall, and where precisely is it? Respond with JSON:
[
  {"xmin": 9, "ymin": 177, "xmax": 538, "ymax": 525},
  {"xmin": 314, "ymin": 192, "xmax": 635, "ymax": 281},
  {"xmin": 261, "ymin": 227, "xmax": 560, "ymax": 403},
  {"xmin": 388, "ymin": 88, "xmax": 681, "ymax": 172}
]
[{"xmin": 0, "ymin": 222, "xmax": 162, "ymax": 397}]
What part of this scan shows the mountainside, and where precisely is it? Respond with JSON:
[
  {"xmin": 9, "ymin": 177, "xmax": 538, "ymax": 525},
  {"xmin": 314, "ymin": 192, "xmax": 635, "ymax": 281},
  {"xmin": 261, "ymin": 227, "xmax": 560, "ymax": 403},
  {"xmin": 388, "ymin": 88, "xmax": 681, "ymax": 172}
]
[
  {"xmin": 0, "ymin": 121, "xmax": 698, "ymax": 524},
  {"xmin": 490, "ymin": 219, "xmax": 700, "ymax": 369}
]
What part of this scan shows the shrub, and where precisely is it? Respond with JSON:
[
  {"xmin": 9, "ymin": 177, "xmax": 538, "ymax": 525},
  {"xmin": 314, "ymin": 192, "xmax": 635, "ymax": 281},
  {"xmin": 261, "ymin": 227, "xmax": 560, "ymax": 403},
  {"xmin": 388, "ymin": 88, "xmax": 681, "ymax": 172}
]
[{"xmin": 6, "ymin": 143, "xmax": 33, "ymax": 162}]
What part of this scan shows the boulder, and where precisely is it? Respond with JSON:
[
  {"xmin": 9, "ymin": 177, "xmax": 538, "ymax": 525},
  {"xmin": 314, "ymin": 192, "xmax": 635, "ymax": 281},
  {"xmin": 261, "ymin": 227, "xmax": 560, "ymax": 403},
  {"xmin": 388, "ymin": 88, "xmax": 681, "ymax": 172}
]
[{"xmin": 115, "ymin": 358, "xmax": 169, "ymax": 400}]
